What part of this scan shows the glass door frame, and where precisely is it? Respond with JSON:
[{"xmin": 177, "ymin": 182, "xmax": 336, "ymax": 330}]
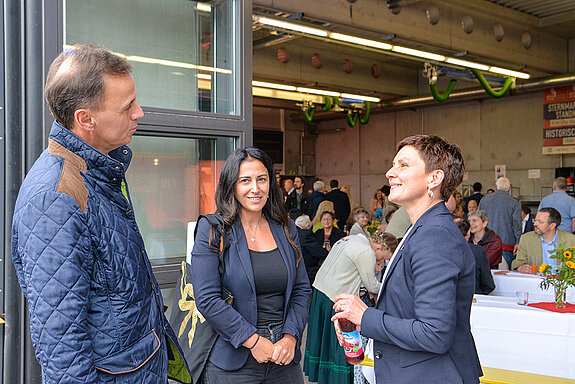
[{"xmin": 44, "ymin": 0, "xmax": 253, "ymax": 285}]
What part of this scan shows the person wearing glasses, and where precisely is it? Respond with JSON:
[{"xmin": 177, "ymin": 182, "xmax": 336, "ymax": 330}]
[{"xmin": 314, "ymin": 211, "xmax": 345, "ymax": 252}]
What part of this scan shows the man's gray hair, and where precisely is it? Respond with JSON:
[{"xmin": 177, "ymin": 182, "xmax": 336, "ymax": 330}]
[
  {"xmin": 295, "ymin": 215, "xmax": 312, "ymax": 228},
  {"xmin": 495, "ymin": 177, "xmax": 511, "ymax": 192},
  {"xmin": 468, "ymin": 209, "xmax": 489, "ymax": 223},
  {"xmin": 313, "ymin": 180, "xmax": 324, "ymax": 192},
  {"xmin": 554, "ymin": 177, "xmax": 568, "ymax": 190},
  {"xmin": 45, "ymin": 44, "xmax": 132, "ymax": 130}
]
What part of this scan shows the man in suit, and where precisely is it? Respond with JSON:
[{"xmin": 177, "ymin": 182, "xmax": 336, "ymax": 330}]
[
  {"xmin": 311, "ymin": 180, "xmax": 326, "ymax": 217},
  {"xmin": 295, "ymin": 215, "xmax": 328, "ymax": 284},
  {"xmin": 521, "ymin": 204, "xmax": 534, "ymax": 233},
  {"xmin": 512, "ymin": 207, "xmax": 575, "ymax": 273},
  {"xmin": 464, "ymin": 182, "xmax": 483, "ymax": 214},
  {"xmin": 286, "ymin": 176, "xmax": 314, "ymax": 220},
  {"xmin": 325, "ymin": 179, "xmax": 351, "ymax": 229},
  {"xmin": 283, "ymin": 178, "xmax": 294, "ymax": 202}
]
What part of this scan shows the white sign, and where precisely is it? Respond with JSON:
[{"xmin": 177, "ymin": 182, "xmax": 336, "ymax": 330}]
[
  {"xmin": 495, "ymin": 164, "xmax": 506, "ymax": 181},
  {"xmin": 528, "ymin": 169, "xmax": 541, "ymax": 179}
]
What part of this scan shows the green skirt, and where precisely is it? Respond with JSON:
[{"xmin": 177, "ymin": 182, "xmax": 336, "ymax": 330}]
[{"xmin": 303, "ymin": 289, "xmax": 353, "ymax": 384}]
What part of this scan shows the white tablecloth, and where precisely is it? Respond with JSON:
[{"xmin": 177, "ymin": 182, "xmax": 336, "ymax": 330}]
[
  {"xmin": 471, "ymin": 294, "xmax": 575, "ymax": 379},
  {"xmin": 491, "ymin": 270, "xmax": 575, "ymax": 303}
]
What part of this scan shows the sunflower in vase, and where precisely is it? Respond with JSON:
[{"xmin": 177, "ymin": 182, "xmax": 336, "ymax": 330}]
[{"xmin": 539, "ymin": 244, "xmax": 575, "ymax": 308}]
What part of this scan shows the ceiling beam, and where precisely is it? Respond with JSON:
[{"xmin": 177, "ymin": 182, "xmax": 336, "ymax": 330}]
[{"xmin": 540, "ymin": 9, "xmax": 575, "ymax": 27}]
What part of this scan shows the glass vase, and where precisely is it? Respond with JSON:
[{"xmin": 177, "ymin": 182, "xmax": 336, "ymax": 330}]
[{"xmin": 554, "ymin": 284, "xmax": 567, "ymax": 309}]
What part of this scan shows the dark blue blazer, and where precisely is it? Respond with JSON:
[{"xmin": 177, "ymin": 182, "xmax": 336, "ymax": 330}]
[
  {"xmin": 523, "ymin": 213, "xmax": 534, "ymax": 233},
  {"xmin": 361, "ymin": 203, "xmax": 482, "ymax": 384},
  {"xmin": 191, "ymin": 216, "xmax": 312, "ymax": 370}
]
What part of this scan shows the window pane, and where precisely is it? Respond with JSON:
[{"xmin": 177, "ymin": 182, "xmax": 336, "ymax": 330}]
[
  {"xmin": 126, "ymin": 135, "xmax": 235, "ymax": 264},
  {"xmin": 64, "ymin": 0, "xmax": 238, "ymax": 114}
]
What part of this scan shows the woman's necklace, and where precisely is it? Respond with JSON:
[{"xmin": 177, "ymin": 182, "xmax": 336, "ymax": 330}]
[{"xmin": 243, "ymin": 215, "xmax": 264, "ymax": 242}]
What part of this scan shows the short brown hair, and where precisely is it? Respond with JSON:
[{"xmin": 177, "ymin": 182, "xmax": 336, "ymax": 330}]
[
  {"xmin": 397, "ymin": 135, "xmax": 464, "ymax": 201},
  {"xmin": 45, "ymin": 44, "xmax": 132, "ymax": 129}
]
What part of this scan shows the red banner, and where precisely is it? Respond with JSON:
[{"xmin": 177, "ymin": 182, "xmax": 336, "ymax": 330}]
[{"xmin": 543, "ymin": 85, "xmax": 575, "ymax": 154}]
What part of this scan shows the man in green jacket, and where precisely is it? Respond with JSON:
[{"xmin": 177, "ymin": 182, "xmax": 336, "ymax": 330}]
[{"xmin": 512, "ymin": 207, "xmax": 575, "ymax": 273}]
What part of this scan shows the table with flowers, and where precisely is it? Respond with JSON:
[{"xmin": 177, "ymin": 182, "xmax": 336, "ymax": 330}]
[
  {"xmin": 490, "ymin": 270, "xmax": 575, "ymax": 303},
  {"xmin": 471, "ymin": 294, "xmax": 575, "ymax": 381}
]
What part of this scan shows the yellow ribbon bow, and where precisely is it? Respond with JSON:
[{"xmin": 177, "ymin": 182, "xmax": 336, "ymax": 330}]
[{"xmin": 177, "ymin": 262, "xmax": 206, "ymax": 347}]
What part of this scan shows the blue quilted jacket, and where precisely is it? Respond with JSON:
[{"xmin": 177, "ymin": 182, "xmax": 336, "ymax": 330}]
[{"xmin": 11, "ymin": 122, "xmax": 191, "ymax": 384}]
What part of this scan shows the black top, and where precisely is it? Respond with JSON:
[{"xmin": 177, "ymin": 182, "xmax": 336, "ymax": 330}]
[
  {"xmin": 468, "ymin": 243, "xmax": 495, "ymax": 295},
  {"xmin": 297, "ymin": 227, "xmax": 328, "ymax": 284},
  {"xmin": 314, "ymin": 227, "xmax": 346, "ymax": 249},
  {"xmin": 249, "ymin": 247, "xmax": 288, "ymax": 327}
]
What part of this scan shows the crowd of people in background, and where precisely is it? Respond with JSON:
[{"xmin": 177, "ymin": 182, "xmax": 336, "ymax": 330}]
[{"xmin": 193, "ymin": 165, "xmax": 575, "ymax": 384}]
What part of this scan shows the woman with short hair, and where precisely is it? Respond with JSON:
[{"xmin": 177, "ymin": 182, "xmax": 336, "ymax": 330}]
[
  {"xmin": 349, "ymin": 208, "xmax": 371, "ymax": 239},
  {"xmin": 314, "ymin": 211, "xmax": 345, "ymax": 252},
  {"xmin": 468, "ymin": 210, "xmax": 503, "ymax": 269},
  {"xmin": 332, "ymin": 135, "xmax": 482, "ymax": 384}
]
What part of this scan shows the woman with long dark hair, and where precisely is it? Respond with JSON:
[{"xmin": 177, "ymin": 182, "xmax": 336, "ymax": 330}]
[{"xmin": 191, "ymin": 147, "xmax": 312, "ymax": 383}]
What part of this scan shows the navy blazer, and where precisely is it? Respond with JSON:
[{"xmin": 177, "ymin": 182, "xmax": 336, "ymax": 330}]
[
  {"xmin": 191, "ymin": 216, "xmax": 312, "ymax": 371},
  {"xmin": 361, "ymin": 203, "xmax": 482, "ymax": 384},
  {"xmin": 523, "ymin": 213, "xmax": 534, "ymax": 233}
]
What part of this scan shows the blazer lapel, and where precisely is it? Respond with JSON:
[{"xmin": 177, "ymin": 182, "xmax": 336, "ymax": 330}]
[
  {"xmin": 376, "ymin": 225, "xmax": 415, "ymax": 307},
  {"xmin": 535, "ymin": 236, "xmax": 543, "ymax": 266},
  {"xmin": 232, "ymin": 220, "xmax": 257, "ymax": 295}
]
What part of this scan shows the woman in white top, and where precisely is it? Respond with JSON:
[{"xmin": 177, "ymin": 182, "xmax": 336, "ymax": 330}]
[{"xmin": 302, "ymin": 232, "xmax": 391, "ymax": 384}]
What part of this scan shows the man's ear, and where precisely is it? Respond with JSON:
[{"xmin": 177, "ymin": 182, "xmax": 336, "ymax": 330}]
[{"xmin": 72, "ymin": 109, "xmax": 94, "ymax": 133}]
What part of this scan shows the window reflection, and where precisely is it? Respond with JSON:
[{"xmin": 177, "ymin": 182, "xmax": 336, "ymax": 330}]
[
  {"xmin": 126, "ymin": 135, "xmax": 235, "ymax": 264},
  {"xmin": 64, "ymin": 0, "xmax": 237, "ymax": 114}
]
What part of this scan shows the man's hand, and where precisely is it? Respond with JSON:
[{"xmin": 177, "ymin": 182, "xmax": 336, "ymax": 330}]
[
  {"xmin": 271, "ymin": 334, "xmax": 297, "ymax": 365},
  {"xmin": 516, "ymin": 264, "xmax": 534, "ymax": 274},
  {"xmin": 513, "ymin": 244, "xmax": 519, "ymax": 255}
]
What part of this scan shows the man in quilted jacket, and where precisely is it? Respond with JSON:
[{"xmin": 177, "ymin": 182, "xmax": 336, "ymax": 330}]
[{"xmin": 11, "ymin": 44, "xmax": 191, "ymax": 384}]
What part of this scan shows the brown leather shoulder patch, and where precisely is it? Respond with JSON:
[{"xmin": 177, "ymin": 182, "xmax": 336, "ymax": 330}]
[{"xmin": 48, "ymin": 139, "xmax": 89, "ymax": 213}]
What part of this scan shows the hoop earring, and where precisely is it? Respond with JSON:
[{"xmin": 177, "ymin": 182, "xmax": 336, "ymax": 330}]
[{"xmin": 427, "ymin": 186, "xmax": 434, "ymax": 198}]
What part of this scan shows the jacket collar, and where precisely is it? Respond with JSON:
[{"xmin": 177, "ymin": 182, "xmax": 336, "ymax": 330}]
[
  {"xmin": 380, "ymin": 202, "xmax": 449, "ymax": 291},
  {"xmin": 409, "ymin": 201, "xmax": 450, "ymax": 231},
  {"xmin": 49, "ymin": 121, "xmax": 132, "ymax": 187}
]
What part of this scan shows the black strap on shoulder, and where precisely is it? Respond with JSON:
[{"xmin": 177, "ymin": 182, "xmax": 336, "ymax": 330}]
[{"xmin": 194, "ymin": 213, "xmax": 230, "ymax": 279}]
